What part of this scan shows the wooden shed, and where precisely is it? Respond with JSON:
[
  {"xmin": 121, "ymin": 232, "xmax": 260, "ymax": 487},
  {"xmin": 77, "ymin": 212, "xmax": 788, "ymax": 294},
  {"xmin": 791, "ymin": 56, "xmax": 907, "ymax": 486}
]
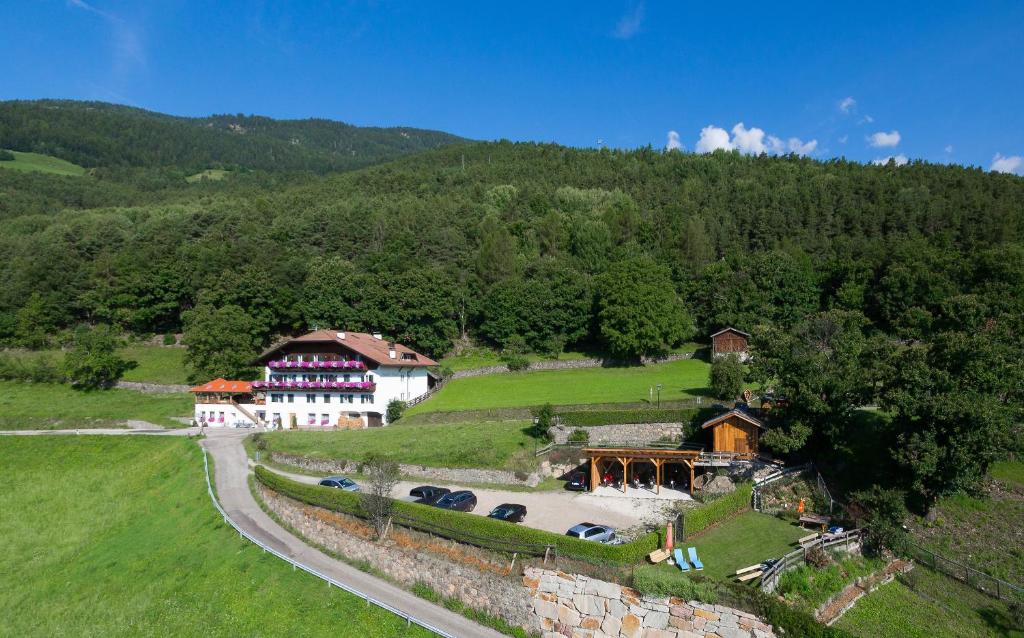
[
  {"xmin": 711, "ymin": 327, "xmax": 750, "ymax": 360},
  {"xmin": 700, "ymin": 409, "xmax": 764, "ymax": 457}
]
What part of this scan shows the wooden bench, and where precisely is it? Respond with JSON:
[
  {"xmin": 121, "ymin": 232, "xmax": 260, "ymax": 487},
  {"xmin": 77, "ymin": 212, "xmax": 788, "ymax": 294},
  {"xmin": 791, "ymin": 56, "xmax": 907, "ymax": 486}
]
[
  {"xmin": 734, "ymin": 563, "xmax": 764, "ymax": 582},
  {"xmin": 737, "ymin": 570, "xmax": 763, "ymax": 582},
  {"xmin": 648, "ymin": 548, "xmax": 671, "ymax": 564},
  {"xmin": 797, "ymin": 532, "xmax": 819, "ymax": 546},
  {"xmin": 798, "ymin": 514, "xmax": 831, "ymax": 532}
]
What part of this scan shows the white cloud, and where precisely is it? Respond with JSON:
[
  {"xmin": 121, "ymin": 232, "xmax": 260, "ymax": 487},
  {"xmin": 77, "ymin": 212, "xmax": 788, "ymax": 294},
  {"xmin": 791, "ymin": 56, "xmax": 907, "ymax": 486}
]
[
  {"xmin": 693, "ymin": 123, "xmax": 817, "ymax": 157},
  {"xmin": 838, "ymin": 97, "xmax": 856, "ymax": 114},
  {"xmin": 859, "ymin": 115, "xmax": 874, "ymax": 125},
  {"xmin": 731, "ymin": 123, "xmax": 767, "ymax": 154},
  {"xmin": 944, "ymin": 145, "xmax": 954, "ymax": 154},
  {"xmin": 613, "ymin": 3, "xmax": 645, "ymax": 39},
  {"xmin": 991, "ymin": 153, "xmax": 1023, "ymax": 175},
  {"xmin": 695, "ymin": 125, "xmax": 733, "ymax": 153},
  {"xmin": 67, "ymin": 0, "xmax": 145, "ymax": 76},
  {"xmin": 838, "ymin": 135, "xmax": 849, "ymax": 144},
  {"xmin": 665, "ymin": 130, "xmax": 683, "ymax": 151},
  {"xmin": 873, "ymin": 154, "xmax": 909, "ymax": 166},
  {"xmin": 868, "ymin": 130, "xmax": 901, "ymax": 147}
]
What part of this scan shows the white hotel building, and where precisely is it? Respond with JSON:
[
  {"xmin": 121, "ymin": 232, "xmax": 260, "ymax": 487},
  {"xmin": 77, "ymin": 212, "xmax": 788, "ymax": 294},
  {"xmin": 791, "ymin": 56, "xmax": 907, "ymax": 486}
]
[{"xmin": 191, "ymin": 330, "xmax": 437, "ymax": 428}]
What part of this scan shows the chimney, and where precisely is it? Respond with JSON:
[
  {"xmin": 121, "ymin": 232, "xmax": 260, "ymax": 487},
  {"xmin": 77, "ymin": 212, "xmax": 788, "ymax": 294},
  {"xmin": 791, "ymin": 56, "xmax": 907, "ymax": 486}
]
[
  {"xmin": 372, "ymin": 332, "xmax": 383, "ymax": 340},
  {"xmin": 337, "ymin": 332, "xmax": 346, "ymax": 340},
  {"xmin": 387, "ymin": 341, "xmax": 396, "ymax": 359}
]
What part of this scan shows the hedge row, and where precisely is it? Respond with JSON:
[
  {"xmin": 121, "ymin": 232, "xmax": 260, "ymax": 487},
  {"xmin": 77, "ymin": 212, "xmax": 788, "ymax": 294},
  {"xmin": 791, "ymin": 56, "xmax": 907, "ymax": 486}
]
[
  {"xmin": 558, "ymin": 408, "xmax": 700, "ymax": 427},
  {"xmin": 255, "ymin": 465, "xmax": 662, "ymax": 565},
  {"xmin": 682, "ymin": 483, "xmax": 754, "ymax": 539}
]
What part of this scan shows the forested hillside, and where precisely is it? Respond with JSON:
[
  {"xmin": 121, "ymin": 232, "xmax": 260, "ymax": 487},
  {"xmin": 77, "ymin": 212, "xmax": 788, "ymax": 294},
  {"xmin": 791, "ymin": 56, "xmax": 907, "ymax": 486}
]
[
  {"xmin": 2, "ymin": 141, "xmax": 1022, "ymax": 361},
  {"xmin": 0, "ymin": 100, "xmax": 467, "ymax": 173}
]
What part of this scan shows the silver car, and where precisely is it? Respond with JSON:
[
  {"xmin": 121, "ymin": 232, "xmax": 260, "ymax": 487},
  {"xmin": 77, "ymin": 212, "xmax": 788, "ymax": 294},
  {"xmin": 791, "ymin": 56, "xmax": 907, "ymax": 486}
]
[
  {"xmin": 318, "ymin": 476, "xmax": 360, "ymax": 492},
  {"xmin": 565, "ymin": 522, "xmax": 616, "ymax": 543}
]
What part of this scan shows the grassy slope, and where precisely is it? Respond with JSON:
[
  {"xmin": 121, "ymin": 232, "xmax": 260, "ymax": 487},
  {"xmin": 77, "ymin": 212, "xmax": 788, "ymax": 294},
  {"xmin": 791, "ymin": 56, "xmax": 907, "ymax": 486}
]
[
  {"xmin": 263, "ymin": 420, "xmax": 539, "ymax": 472},
  {"xmin": 0, "ymin": 381, "xmax": 191, "ymax": 429},
  {"xmin": 438, "ymin": 343, "xmax": 702, "ymax": 372},
  {"xmin": 410, "ymin": 358, "xmax": 711, "ymax": 414},
  {"xmin": 119, "ymin": 345, "xmax": 190, "ymax": 384},
  {"xmin": 991, "ymin": 460, "xmax": 1024, "ymax": 487},
  {"xmin": 0, "ymin": 150, "xmax": 86, "ymax": 176},
  {"xmin": 837, "ymin": 567, "xmax": 1022, "ymax": 638},
  {"xmin": 0, "ymin": 436, "xmax": 430, "ymax": 637}
]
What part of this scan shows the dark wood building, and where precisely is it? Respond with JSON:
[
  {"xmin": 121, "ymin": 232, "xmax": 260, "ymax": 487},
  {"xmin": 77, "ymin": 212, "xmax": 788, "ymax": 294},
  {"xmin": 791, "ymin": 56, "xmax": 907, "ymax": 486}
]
[
  {"xmin": 700, "ymin": 409, "xmax": 764, "ymax": 457},
  {"xmin": 711, "ymin": 327, "xmax": 750, "ymax": 360}
]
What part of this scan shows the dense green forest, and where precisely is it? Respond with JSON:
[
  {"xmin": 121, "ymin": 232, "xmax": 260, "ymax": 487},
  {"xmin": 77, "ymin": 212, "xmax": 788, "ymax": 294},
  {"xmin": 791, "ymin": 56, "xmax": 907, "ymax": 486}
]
[{"xmin": 1, "ymin": 101, "xmax": 1022, "ymax": 510}]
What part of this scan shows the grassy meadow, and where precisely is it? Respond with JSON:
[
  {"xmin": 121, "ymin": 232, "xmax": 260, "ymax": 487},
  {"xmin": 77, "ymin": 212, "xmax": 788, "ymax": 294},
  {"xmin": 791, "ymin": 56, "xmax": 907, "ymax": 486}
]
[
  {"xmin": 0, "ymin": 149, "xmax": 87, "ymax": 176},
  {"xmin": 0, "ymin": 381, "xmax": 191, "ymax": 429},
  {"xmin": 262, "ymin": 419, "xmax": 539, "ymax": 471},
  {"xmin": 409, "ymin": 357, "xmax": 711, "ymax": 415},
  {"xmin": 119, "ymin": 345, "xmax": 190, "ymax": 385},
  {"xmin": 0, "ymin": 436, "xmax": 431, "ymax": 637},
  {"xmin": 438, "ymin": 343, "xmax": 703, "ymax": 372}
]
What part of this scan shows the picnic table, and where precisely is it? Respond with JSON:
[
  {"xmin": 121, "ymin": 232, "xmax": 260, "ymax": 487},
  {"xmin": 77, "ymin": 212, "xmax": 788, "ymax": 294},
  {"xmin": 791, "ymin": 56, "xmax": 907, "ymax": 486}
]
[{"xmin": 798, "ymin": 514, "xmax": 831, "ymax": 531}]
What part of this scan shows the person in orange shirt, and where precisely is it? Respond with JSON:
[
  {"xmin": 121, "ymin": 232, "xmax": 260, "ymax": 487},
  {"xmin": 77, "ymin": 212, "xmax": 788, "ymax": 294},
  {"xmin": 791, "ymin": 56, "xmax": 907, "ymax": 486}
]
[{"xmin": 797, "ymin": 498, "xmax": 805, "ymax": 514}]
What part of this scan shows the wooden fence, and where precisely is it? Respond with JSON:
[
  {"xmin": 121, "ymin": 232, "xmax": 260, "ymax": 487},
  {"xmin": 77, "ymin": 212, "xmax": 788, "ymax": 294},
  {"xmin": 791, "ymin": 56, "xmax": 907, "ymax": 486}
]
[
  {"xmin": 906, "ymin": 542, "xmax": 1024, "ymax": 604},
  {"xmin": 759, "ymin": 529, "xmax": 864, "ymax": 593}
]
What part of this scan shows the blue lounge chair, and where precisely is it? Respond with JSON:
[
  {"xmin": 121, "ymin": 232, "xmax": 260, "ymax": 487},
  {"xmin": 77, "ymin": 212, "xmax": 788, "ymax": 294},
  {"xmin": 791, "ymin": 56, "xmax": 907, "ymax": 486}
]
[
  {"xmin": 673, "ymin": 548, "xmax": 690, "ymax": 572},
  {"xmin": 687, "ymin": 546, "xmax": 704, "ymax": 571}
]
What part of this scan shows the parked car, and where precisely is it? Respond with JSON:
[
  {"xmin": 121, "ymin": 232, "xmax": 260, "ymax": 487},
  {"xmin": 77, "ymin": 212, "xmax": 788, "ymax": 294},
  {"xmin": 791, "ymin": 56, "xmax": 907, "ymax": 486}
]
[
  {"xmin": 565, "ymin": 471, "xmax": 588, "ymax": 491},
  {"xmin": 433, "ymin": 490, "xmax": 477, "ymax": 512},
  {"xmin": 487, "ymin": 503, "xmax": 527, "ymax": 523},
  {"xmin": 318, "ymin": 476, "xmax": 360, "ymax": 492},
  {"xmin": 409, "ymin": 486, "xmax": 451, "ymax": 505},
  {"xmin": 565, "ymin": 522, "xmax": 616, "ymax": 543}
]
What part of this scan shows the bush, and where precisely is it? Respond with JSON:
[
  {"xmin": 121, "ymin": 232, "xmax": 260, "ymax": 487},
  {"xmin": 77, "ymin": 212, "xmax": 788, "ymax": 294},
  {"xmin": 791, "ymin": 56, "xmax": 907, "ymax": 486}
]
[
  {"xmin": 682, "ymin": 483, "xmax": 753, "ymax": 538},
  {"xmin": 255, "ymin": 465, "xmax": 661, "ymax": 565},
  {"xmin": 386, "ymin": 399, "xmax": 407, "ymax": 423},
  {"xmin": 0, "ymin": 352, "xmax": 63, "ymax": 383},
  {"xmin": 567, "ymin": 428, "xmax": 589, "ymax": 444},
  {"xmin": 710, "ymin": 353, "xmax": 744, "ymax": 400},
  {"xmin": 502, "ymin": 352, "xmax": 530, "ymax": 371},
  {"xmin": 851, "ymin": 485, "xmax": 909, "ymax": 555},
  {"xmin": 0, "ymin": 149, "xmax": 15, "ymax": 161},
  {"xmin": 61, "ymin": 324, "xmax": 132, "ymax": 389},
  {"xmin": 162, "ymin": 333, "xmax": 177, "ymax": 346},
  {"xmin": 559, "ymin": 408, "xmax": 700, "ymax": 427}
]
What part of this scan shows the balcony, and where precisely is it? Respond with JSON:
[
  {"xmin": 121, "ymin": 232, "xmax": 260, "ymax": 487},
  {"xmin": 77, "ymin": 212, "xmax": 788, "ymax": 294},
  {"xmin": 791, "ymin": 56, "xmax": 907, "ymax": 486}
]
[
  {"xmin": 251, "ymin": 380, "xmax": 375, "ymax": 392},
  {"xmin": 267, "ymin": 359, "xmax": 367, "ymax": 371}
]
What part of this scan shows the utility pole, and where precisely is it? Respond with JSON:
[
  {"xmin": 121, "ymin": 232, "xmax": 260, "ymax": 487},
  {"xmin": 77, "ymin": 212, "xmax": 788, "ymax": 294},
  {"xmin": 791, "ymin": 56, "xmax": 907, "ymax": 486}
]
[{"xmin": 656, "ymin": 384, "xmax": 663, "ymax": 408}]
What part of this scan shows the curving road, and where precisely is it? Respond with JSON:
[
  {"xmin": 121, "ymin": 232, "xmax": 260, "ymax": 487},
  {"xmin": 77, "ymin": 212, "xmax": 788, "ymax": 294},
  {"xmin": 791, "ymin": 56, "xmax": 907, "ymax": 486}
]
[{"xmin": 200, "ymin": 429, "xmax": 506, "ymax": 638}]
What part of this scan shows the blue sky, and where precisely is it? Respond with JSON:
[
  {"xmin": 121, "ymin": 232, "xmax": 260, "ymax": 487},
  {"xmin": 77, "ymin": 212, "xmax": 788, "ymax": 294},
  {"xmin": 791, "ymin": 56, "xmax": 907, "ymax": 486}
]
[{"xmin": 2, "ymin": 1, "xmax": 1022, "ymax": 173}]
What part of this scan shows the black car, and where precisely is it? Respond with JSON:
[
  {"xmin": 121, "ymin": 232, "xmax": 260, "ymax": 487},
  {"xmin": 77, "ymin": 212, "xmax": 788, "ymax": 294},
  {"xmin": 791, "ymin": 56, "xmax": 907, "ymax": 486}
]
[
  {"xmin": 433, "ymin": 490, "xmax": 477, "ymax": 512},
  {"xmin": 409, "ymin": 485, "xmax": 450, "ymax": 505},
  {"xmin": 565, "ymin": 471, "xmax": 588, "ymax": 491},
  {"xmin": 487, "ymin": 503, "xmax": 527, "ymax": 523}
]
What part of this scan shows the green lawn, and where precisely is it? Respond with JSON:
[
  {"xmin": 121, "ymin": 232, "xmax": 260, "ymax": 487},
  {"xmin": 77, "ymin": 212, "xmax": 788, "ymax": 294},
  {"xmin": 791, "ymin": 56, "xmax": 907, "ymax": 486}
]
[
  {"xmin": 262, "ymin": 419, "xmax": 540, "ymax": 472},
  {"xmin": 410, "ymin": 358, "xmax": 711, "ymax": 414},
  {"xmin": 0, "ymin": 381, "xmax": 192, "ymax": 429},
  {"xmin": 120, "ymin": 345, "xmax": 190, "ymax": 384},
  {"xmin": 0, "ymin": 436, "xmax": 431, "ymax": 637},
  {"xmin": 439, "ymin": 343, "xmax": 703, "ymax": 372},
  {"xmin": 0, "ymin": 149, "xmax": 86, "ymax": 176},
  {"xmin": 186, "ymin": 168, "xmax": 231, "ymax": 182},
  {"xmin": 991, "ymin": 460, "xmax": 1024, "ymax": 488},
  {"xmin": 688, "ymin": 510, "xmax": 808, "ymax": 580},
  {"xmin": 837, "ymin": 567, "xmax": 1022, "ymax": 638}
]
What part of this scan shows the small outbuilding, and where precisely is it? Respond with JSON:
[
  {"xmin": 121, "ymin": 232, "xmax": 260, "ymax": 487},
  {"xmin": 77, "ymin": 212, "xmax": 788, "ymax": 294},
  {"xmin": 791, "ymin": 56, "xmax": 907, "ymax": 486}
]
[
  {"xmin": 711, "ymin": 327, "xmax": 751, "ymax": 361},
  {"xmin": 700, "ymin": 408, "xmax": 764, "ymax": 458}
]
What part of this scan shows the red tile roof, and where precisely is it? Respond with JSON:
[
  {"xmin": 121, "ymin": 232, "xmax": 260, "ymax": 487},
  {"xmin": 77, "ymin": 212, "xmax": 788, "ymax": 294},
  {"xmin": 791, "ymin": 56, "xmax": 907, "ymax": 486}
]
[
  {"xmin": 190, "ymin": 378, "xmax": 253, "ymax": 393},
  {"xmin": 257, "ymin": 330, "xmax": 438, "ymax": 367}
]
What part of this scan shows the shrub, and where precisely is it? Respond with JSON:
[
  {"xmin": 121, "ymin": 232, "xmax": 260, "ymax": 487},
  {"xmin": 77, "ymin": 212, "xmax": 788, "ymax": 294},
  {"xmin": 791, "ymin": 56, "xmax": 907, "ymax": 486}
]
[
  {"xmin": 502, "ymin": 352, "xmax": 530, "ymax": 371},
  {"xmin": 386, "ymin": 399, "xmax": 407, "ymax": 423},
  {"xmin": 61, "ymin": 324, "xmax": 132, "ymax": 389},
  {"xmin": 558, "ymin": 408, "xmax": 699, "ymax": 427},
  {"xmin": 0, "ymin": 352, "xmax": 63, "ymax": 383},
  {"xmin": 0, "ymin": 149, "xmax": 15, "ymax": 161},
  {"xmin": 162, "ymin": 333, "xmax": 177, "ymax": 346},
  {"xmin": 682, "ymin": 483, "xmax": 753, "ymax": 538},
  {"xmin": 851, "ymin": 485, "xmax": 909, "ymax": 555},
  {"xmin": 632, "ymin": 566, "xmax": 719, "ymax": 602},
  {"xmin": 567, "ymin": 428, "xmax": 589, "ymax": 444},
  {"xmin": 255, "ymin": 465, "xmax": 661, "ymax": 565}
]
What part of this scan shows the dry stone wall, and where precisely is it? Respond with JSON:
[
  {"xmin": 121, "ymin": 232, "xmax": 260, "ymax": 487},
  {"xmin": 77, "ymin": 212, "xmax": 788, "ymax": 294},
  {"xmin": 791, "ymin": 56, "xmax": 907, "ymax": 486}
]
[
  {"xmin": 270, "ymin": 451, "xmax": 544, "ymax": 486},
  {"xmin": 524, "ymin": 568, "xmax": 775, "ymax": 638},
  {"xmin": 548, "ymin": 423, "xmax": 684, "ymax": 446}
]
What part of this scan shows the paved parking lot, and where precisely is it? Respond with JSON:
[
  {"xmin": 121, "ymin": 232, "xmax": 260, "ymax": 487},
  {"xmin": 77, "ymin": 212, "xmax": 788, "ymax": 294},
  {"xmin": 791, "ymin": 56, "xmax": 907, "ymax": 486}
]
[{"xmin": 270, "ymin": 466, "xmax": 686, "ymax": 536}]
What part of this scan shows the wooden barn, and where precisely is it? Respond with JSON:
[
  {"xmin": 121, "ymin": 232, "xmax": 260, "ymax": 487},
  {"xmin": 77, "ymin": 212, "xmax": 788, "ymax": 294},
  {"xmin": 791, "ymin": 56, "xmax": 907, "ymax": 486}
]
[
  {"xmin": 711, "ymin": 327, "xmax": 750, "ymax": 361},
  {"xmin": 700, "ymin": 409, "xmax": 764, "ymax": 457}
]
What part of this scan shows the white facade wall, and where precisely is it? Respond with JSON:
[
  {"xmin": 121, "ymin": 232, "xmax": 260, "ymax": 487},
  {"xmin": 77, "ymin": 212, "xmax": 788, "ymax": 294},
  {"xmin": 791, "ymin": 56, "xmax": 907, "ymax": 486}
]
[{"xmin": 194, "ymin": 403, "xmax": 256, "ymax": 427}]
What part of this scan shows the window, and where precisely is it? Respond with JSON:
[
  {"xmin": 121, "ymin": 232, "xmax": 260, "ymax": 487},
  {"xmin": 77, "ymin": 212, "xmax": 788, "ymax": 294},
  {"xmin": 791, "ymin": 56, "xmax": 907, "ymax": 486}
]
[
  {"xmin": 347, "ymin": 394, "xmax": 354, "ymax": 403},
  {"xmin": 306, "ymin": 393, "xmax": 316, "ymax": 403},
  {"xmin": 307, "ymin": 413, "xmax": 316, "ymax": 425},
  {"xmin": 323, "ymin": 394, "xmax": 330, "ymax": 404},
  {"xmin": 402, "ymin": 352, "xmax": 416, "ymax": 360},
  {"xmin": 272, "ymin": 412, "xmax": 280, "ymax": 424},
  {"xmin": 256, "ymin": 411, "xmax": 265, "ymax": 421},
  {"xmin": 343, "ymin": 374, "xmax": 350, "ymax": 382},
  {"xmin": 366, "ymin": 374, "xmax": 373, "ymax": 383},
  {"xmin": 287, "ymin": 394, "xmax": 294, "ymax": 403},
  {"xmin": 360, "ymin": 394, "xmax": 369, "ymax": 404},
  {"xmin": 321, "ymin": 413, "xmax": 329, "ymax": 426},
  {"xmin": 218, "ymin": 411, "xmax": 225, "ymax": 423},
  {"xmin": 270, "ymin": 394, "xmax": 282, "ymax": 403}
]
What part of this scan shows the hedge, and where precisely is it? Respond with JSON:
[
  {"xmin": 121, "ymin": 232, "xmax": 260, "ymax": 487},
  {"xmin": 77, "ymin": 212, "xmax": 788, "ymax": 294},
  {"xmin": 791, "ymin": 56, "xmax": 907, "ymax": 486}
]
[
  {"xmin": 558, "ymin": 408, "xmax": 700, "ymax": 427},
  {"xmin": 682, "ymin": 482, "xmax": 753, "ymax": 539},
  {"xmin": 255, "ymin": 465, "xmax": 662, "ymax": 565}
]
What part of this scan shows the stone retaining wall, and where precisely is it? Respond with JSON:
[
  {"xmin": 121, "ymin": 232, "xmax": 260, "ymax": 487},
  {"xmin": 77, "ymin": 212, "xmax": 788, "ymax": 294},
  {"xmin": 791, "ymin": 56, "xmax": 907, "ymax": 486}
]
[
  {"xmin": 450, "ymin": 352, "xmax": 696, "ymax": 380},
  {"xmin": 115, "ymin": 380, "xmax": 191, "ymax": 394},
  {"xmin": 548, "ymin": 423, "xmax": 685, "ymax": 446},
  {"xmin": 270, "ymin": 451, "xmax": 545, "ymax": 487},
  {"xmin": 524, "ymin": 568, "xmax": 775, "ymax": 638},
  {"xmin": 259, "ymin": 485, "xmax": 537, "ymax": 630}
]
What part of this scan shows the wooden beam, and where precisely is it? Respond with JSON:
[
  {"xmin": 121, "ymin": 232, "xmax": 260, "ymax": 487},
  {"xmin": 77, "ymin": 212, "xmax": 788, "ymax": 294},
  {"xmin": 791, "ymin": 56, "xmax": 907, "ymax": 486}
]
[
  {"xmin": 654, "ymin": 459, "xmax": 662, "ymax": 494},
  {"xmin": 689, "ymin": 461, "xmax": 695, "ymax": 496},
  {"xmin": 590, "ymin": 456, "xmax": 601, "ymax": 492}
]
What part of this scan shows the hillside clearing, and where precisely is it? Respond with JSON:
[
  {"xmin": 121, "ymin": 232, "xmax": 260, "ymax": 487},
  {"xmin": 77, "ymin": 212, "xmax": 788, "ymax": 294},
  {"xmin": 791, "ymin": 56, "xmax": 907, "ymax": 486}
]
[
  {"xmin": 0, "ymin": 149, "xmax": 86, "ymax": 176},
  {"xmin": 409, "ymin": 358, "xmax": 711, "ymax": 414},
  {"xmin": 0, "ymin": 381, "xmax": 191, "ymax": 429},
  {"xmin": 0, "ymin": 436, "xmax": 431, "ymax": 637}
]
